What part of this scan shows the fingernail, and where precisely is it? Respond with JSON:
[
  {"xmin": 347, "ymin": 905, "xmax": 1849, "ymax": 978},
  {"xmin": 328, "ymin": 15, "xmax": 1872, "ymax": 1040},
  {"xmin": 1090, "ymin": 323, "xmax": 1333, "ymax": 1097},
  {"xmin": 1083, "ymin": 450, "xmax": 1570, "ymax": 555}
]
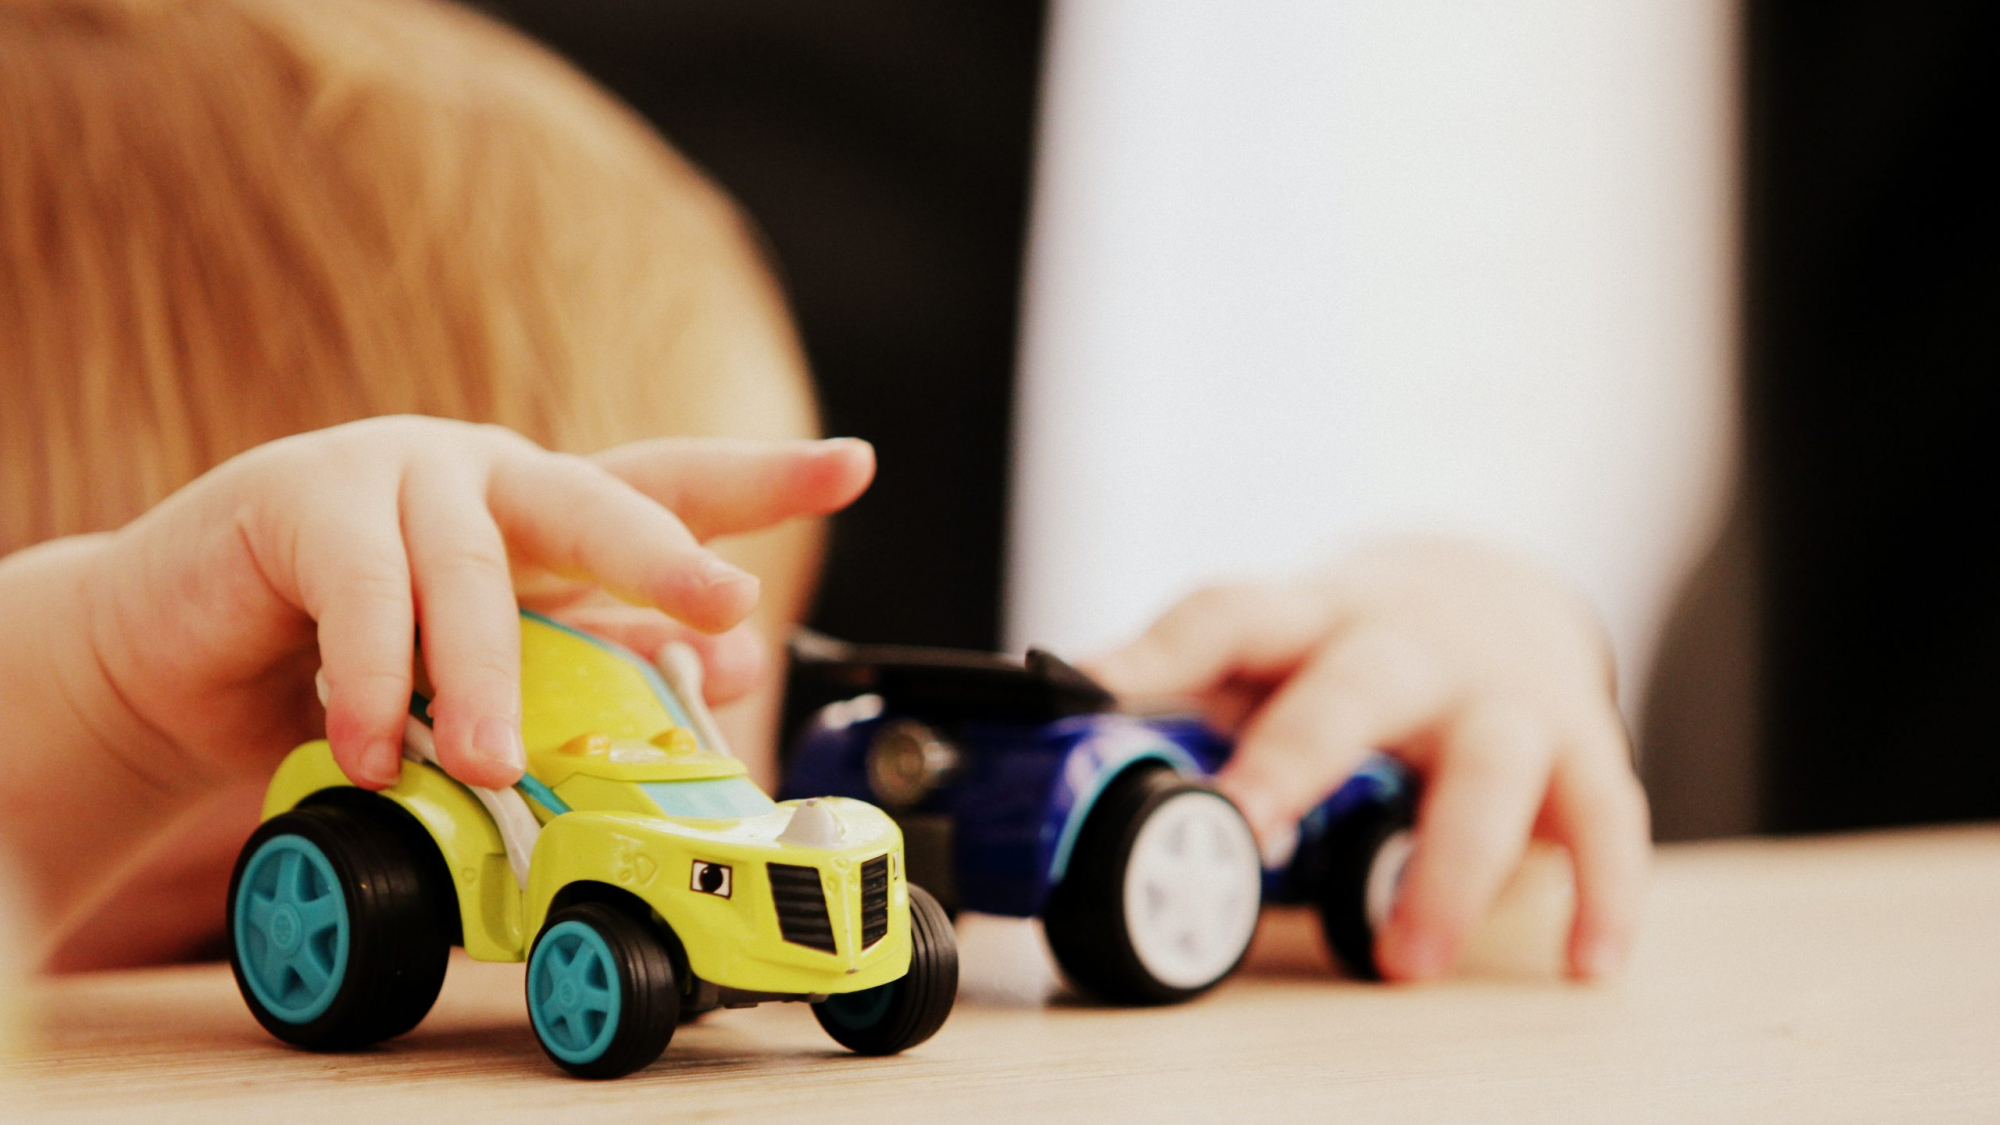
[
  {"xmin": 1219, "ymin": 789, "xmax": 1298, "ymax": 867},
  {"xmin": 1256, "ymin": 823, "xmax": 1300, "ymax": 870},
  {"xmin": 1576, "ymin": 935, "xmax": 1629, "ymax": 980},
  {"xmin": 1218, "ymin": 782, "xmax": 1282, "ymax": 840},
  {"xmin": 473, "ymin": 717, "xmax": 526, "ymax": 774},
  {"xmin": 697, "ymin": 556, "xmax": 758, "ymax": 591},
  {"xmin": 1386, "ymin": 927, "xmax": 1451, "ymax": 981},
  {"xmin": 361, "ymin": 738, "xmax": 403, "ymax": 788}
]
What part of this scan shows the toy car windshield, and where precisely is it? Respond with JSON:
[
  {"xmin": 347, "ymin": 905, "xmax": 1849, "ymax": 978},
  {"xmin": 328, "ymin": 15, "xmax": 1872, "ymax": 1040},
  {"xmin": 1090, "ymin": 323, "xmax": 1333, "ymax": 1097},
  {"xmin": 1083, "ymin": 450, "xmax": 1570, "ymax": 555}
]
[{"xmin": 637, "ymin": 776, "xmax": 777, "ymax": 820}]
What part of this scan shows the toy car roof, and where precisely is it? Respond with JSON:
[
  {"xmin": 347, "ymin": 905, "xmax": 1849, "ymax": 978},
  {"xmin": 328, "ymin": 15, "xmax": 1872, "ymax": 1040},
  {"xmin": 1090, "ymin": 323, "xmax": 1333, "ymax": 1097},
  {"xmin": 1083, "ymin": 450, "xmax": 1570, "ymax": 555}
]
[{"xmin": 788, "ymin": 630, "xmax": 1116, "ymax": 723}]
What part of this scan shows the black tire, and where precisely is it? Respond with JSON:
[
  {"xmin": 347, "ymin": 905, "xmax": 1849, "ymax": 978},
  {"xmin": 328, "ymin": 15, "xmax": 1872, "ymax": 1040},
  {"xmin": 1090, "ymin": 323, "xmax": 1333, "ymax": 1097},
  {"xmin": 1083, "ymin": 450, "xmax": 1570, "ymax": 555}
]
[
  {"xmin": 1042, "ymin": 766, "xmax": 1263, "ymax": 1005},
  {"xmin": 1306, "ymin": 790, "xmax": 1417, "ymax": 981},
  {"xmin": 526, "ymin": 903, "xmax": 680, "ymax": 1078},
  {"xmin": 813, "ymin": 884, "xmax": 957, "ymax": 1055},
  {"xmin": 226, "ymin": 797, "xmax": 453, "ymax": 1049}
]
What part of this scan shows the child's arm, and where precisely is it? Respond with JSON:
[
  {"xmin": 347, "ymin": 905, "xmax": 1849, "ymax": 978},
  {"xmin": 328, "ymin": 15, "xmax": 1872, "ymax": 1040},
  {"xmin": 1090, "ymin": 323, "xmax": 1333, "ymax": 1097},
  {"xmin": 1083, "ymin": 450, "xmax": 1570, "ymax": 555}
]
[
  {"xmin": 1086, "ymin": 536, "xmax": 1649, "ymax": 983},
  {"xmin": 0, "ymin": 418, "xmax": 872, "ymax": 950},
  {"xmin": 0, "ymin": 533, "xmax": 182, "ymax": 954}
]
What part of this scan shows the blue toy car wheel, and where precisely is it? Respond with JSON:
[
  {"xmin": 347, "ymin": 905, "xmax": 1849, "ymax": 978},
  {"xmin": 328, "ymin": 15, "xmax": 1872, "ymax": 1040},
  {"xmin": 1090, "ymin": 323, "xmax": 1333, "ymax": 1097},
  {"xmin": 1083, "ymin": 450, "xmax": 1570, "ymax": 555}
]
[
  {"xmin": 226, "ymin": 797, "xmax": 453, "ymax": 1049},
  {"xmin": 233, "ymin": 833, "xmax": 350, "ymax": 1024},
  {"xmin": 528, "ymin": 921, "xmax": 624, "ymax": 1065},
  {"xmin": 526, "ymin": 903, "xmax": 679, "ymax": 1078},
  {"xmin": 813, "ymin": 884, "xmax": 957, "ymax": 1054},
  {"xmin": 1300, "ymin": 785, "xmax": 1418, "ymax": 980}
]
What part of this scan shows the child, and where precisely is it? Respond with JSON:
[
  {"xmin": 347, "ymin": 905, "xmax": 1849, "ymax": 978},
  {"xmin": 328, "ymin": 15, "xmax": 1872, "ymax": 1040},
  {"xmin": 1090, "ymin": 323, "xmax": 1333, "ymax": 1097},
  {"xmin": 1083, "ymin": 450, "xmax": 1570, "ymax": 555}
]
[
  {"xmin": 0, "ymin": 0, "xmax": 871, "ymax": 967},
  {"xmin": 0, "ymin": 0, "xmax": 1646, "ymax": 985}
]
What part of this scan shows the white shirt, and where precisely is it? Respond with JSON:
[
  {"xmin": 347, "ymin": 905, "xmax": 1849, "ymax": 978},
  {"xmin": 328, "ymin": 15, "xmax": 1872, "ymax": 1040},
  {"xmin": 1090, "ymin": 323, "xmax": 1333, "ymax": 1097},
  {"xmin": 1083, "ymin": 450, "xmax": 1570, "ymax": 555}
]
[{"xmin": 1005, "ymin": 0, "xmax": 1739, "ymax": 717}]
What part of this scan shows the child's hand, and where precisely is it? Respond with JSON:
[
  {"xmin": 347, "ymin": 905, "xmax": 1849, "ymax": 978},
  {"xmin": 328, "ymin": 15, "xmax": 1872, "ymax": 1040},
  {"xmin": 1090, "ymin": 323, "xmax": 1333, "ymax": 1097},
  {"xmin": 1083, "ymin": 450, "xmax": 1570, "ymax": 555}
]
[
  {"xmin": 1085, "ymin": 537, "xmax": 1649, "ymax": 983},
  {"xmin": 83, "ymin": 417, "xmax": 873, "ymax": 794}
]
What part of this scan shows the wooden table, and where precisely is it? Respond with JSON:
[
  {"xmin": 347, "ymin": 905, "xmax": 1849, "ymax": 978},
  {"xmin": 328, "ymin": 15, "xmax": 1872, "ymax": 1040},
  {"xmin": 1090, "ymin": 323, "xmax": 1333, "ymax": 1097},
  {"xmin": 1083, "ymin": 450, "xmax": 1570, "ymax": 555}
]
[{"xmin": 7, "ymin": 827, "xmax": 1996, "ymax": 1123}]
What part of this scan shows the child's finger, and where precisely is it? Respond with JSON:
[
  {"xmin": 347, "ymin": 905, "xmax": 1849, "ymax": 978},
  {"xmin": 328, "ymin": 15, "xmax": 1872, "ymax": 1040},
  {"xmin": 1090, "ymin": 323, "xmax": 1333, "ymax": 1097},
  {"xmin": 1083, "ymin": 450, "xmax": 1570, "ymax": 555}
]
[
  {"xmin": 1374, "ymin": 706, "xmax": 1553, "ymax": 982},
  {"xmin": 1550, "ymin": 718, "xmax": 1650, "ymax": 979},
  {"xmin": 1213, "ymin": 624, "xmax": 1445, "ymax": 846},
  {"xmin": 300, "ymin": 509, "xmax": 416, "ymax": 791},
  {"xmin": 1083, "ymin": 579, "xmax": 1332, "ymax": 701},
  {"xmin": 402, "ymin": 471, "xmax": 526, "ymax": 788},
  {"xmin": 551, "ymin": 605, "xmax": 767, "ymax": 705},
  {"xmin": 593, "ymin": 436, "xmax": 876, "ymax": 541},
  {"xmin": 491, "ymin": 455, "xmax": 759, "ymax": 634}
]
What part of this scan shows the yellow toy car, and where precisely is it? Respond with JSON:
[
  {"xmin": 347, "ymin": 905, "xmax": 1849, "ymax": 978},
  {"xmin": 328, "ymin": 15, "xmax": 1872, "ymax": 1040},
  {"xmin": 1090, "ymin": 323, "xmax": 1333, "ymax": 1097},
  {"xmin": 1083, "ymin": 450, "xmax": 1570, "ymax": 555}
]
[{"xmin": 226, "ymin": 612, "xmax": 957, "ymax": 1078}]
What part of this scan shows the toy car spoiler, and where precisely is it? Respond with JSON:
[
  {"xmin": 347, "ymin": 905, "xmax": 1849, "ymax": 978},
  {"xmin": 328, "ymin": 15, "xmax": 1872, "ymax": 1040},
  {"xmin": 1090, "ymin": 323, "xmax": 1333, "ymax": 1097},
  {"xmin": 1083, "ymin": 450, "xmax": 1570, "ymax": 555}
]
[{"xmin": 788, "ymin": 629, "xmax": 1117, "ymax": 723}]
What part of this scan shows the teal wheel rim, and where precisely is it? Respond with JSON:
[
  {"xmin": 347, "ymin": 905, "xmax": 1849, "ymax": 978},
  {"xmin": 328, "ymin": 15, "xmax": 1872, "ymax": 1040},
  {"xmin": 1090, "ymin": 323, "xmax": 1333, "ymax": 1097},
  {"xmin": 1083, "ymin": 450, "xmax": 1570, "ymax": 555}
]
[
  {"xmin": 820, "ymin": 982, "xmax": 895, "ymax": 1030},
  {"xmin": 233, "ymin": 834, "xmax": 351, "ymax": 1024},
  {"xmin": 528, "ymin": 920, "xmax": 624, "ymax": 1065}
]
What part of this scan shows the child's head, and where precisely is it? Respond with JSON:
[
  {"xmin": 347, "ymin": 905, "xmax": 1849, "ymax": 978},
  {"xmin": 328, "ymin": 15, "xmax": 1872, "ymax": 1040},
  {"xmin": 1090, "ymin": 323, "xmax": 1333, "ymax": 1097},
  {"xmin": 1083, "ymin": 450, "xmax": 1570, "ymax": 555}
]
[{"xmin": 0, "ymin": 0, "xmax": 814, "ymax": 554}]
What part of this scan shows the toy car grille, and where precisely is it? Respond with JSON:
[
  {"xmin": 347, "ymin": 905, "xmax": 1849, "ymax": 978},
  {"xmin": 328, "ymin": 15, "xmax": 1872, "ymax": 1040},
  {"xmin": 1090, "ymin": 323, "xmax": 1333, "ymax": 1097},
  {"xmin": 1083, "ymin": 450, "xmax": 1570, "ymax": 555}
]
[
  {"xmin": 767, "ymin": 863, "xmax": 837, "ymax": 952},
  {"xmin": 860, "ymin": 854, "xmax": 890, "ymax": 947}
]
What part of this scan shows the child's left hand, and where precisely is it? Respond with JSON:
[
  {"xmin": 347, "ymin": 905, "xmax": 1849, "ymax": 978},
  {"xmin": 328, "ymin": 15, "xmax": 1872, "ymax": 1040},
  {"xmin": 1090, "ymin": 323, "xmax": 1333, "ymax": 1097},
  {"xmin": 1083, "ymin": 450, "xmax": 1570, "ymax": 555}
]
[
  {"xmin": 83, "ymin": 422, "xmax": 872, "ymax": 794},
  {"xmin": 1085, "ymin": 537, "xmax": 1650, "ymax": 983}
]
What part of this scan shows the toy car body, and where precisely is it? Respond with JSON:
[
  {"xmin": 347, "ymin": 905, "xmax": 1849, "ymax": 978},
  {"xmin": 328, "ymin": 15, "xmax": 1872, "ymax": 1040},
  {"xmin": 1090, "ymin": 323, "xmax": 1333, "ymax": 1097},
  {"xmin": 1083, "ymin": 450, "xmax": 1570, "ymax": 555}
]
[
  {"xmin": 782, "ymin": 636, "xmax": 1417, "ymax": 1004},
  {"xmin": 228, "ymin": 613, "xmax": 956, "ymax": 1077}
]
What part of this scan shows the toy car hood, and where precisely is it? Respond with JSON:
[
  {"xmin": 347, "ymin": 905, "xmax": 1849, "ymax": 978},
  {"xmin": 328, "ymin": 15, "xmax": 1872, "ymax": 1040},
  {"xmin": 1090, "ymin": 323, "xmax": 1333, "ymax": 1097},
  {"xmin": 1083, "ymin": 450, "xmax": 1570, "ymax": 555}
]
[
  {"xmin": 516, "ymin": 613, "xmax": 742, "ymax": 785},
  {"xmin": 529, "ymin": 729, "xmax": 748, "ymax": 787}
]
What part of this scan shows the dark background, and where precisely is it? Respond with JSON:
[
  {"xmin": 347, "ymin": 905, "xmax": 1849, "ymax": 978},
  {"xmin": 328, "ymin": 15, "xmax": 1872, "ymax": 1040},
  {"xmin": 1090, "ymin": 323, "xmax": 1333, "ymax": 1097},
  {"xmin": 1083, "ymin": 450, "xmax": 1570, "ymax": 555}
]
[
  {"xmin": 1741, "ymin": 0, "xmax": 1998, "ymax": 832},
  {"xmin": 484, "ymin": 0, "xmax": 1048, "ymax": 652},
  {"xmin": 488, "ymin": 0, "xmax": 1996, "ymax": 836}
]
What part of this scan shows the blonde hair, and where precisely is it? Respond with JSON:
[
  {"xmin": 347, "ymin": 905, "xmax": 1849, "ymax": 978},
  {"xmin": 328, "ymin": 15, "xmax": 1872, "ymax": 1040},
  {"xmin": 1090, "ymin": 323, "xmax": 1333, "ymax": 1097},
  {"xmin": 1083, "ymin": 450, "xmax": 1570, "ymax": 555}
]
[{"xmin": 0, "ymin": 0, "xmax": 815, "ymax": 554}]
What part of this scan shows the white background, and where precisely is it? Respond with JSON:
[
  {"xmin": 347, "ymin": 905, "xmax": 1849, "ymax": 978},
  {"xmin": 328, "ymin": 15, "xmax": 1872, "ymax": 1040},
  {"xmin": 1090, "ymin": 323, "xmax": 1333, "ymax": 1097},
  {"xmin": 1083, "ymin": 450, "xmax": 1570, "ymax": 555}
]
[{"xmin": 1005, "ymin": 0, "xmax": 1740, "ymax": 715}]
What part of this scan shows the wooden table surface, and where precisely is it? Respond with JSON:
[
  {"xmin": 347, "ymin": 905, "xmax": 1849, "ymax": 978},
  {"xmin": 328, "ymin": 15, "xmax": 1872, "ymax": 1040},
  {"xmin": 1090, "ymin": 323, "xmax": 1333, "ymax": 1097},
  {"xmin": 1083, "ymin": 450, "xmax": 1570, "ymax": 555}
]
[{"xmin": 6, "ymin": 827, "xmax": 1996, "ymax": 1123}]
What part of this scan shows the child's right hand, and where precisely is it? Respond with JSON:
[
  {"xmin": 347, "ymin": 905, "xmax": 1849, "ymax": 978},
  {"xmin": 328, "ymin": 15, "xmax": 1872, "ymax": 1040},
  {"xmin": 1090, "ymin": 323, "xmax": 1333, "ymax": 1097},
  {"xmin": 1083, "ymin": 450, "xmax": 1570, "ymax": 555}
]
[{"xmin": 79, "ymin": 417, "xmax": 873, "ymax": 795}]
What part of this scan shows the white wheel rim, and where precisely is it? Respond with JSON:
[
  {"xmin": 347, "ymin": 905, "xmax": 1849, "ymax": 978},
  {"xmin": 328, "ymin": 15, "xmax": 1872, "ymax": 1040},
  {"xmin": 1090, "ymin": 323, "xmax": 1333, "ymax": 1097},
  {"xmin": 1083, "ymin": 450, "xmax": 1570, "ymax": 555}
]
[
  {"xmin": 1364, "ymin": 829, "xmax": 1416, "ymax": 932},
  {"xmin": 1121, "ymin": 790, "xmax": 1263, "ymax": 991}
]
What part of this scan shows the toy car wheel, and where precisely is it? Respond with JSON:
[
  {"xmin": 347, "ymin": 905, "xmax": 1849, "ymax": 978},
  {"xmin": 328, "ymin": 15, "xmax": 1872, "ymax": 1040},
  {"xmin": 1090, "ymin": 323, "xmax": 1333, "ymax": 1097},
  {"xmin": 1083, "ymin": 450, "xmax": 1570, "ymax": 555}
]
[
  {"xmin": 527, "ymin": 903, "xmax": 680, "ymax": 1078},
  {"xmin": 1310, "ymin": 791, "xmax": 1418, "ymax": 980},
  {"xmin": 813, "ymin": 884, "xmax": 957, "ymax": 1055},
  {"xmin": 1042, "ymin": 766, "xmax": 1263, "ymax": 1005},
  {"xmin": 227, "ymin": 797, "xmax": 453, "ymax": 1049}
]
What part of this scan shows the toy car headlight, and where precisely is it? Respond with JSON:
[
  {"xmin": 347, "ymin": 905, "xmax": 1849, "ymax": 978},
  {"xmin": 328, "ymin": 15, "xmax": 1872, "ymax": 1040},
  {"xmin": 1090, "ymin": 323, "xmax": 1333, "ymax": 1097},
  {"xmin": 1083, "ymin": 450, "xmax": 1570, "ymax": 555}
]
[
  {"xmin": 866, "ymin": 719, "xmax": 961, "ymax": 810},
  {"xmin": 690, "ymin": 860, "xmax": 732, "ymax": 898}
]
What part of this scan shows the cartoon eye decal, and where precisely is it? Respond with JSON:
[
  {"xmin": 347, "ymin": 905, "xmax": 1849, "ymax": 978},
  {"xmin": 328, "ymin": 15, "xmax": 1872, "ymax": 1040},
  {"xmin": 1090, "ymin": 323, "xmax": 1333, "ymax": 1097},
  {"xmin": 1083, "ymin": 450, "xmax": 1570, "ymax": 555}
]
[{"xmin": 691, "ymin": 860, "xmax": 732, "ymax": 898}]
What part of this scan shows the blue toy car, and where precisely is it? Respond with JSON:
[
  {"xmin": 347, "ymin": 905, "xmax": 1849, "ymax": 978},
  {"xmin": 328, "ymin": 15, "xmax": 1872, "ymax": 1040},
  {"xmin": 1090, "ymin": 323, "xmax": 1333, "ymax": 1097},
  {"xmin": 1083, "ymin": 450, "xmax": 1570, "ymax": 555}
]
[{"xmin": 781, "ymin": 634, "xmax": 1418, "ymax": 1004}]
